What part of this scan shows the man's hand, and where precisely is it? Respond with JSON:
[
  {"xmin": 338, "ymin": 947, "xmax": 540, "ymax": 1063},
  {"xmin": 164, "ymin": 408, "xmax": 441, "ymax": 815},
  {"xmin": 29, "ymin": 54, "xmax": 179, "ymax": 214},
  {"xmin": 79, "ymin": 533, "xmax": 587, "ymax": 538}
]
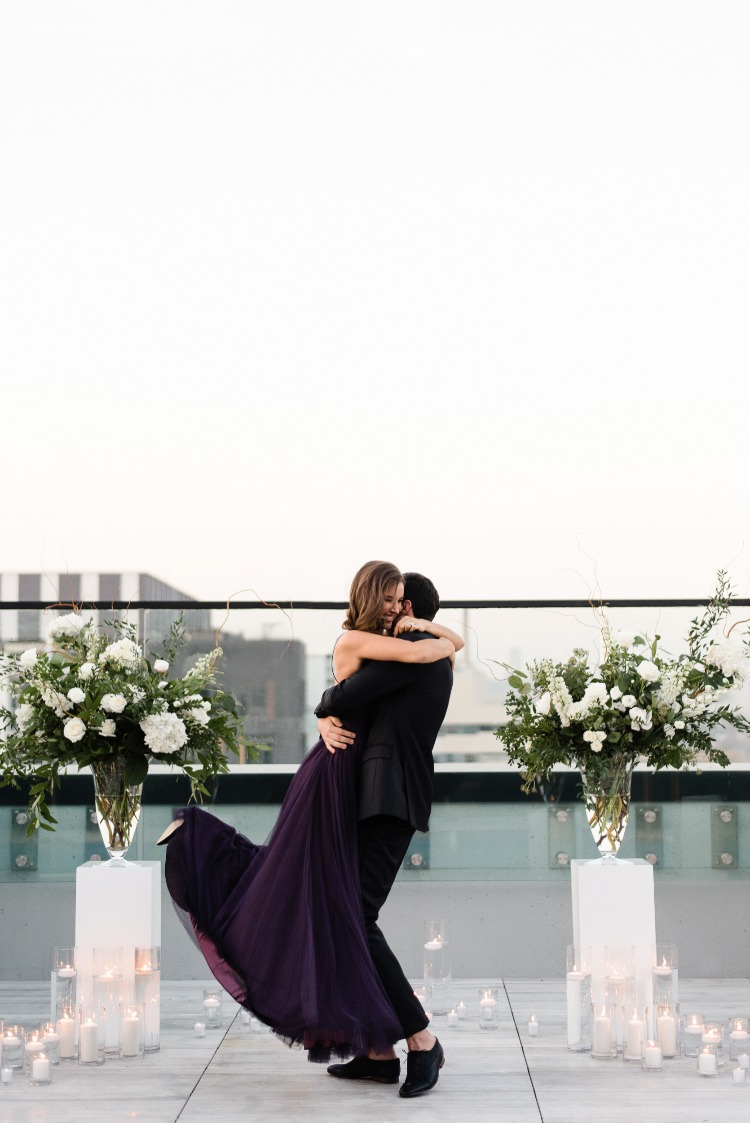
[{"xmin": 317, "ymin": 715, "xmax": 356, "ymax": 754}]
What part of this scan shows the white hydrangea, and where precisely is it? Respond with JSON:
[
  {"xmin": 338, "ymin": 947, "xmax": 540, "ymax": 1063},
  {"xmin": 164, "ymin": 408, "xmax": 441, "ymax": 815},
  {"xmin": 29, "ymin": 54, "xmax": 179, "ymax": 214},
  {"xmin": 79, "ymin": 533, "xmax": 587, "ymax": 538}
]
[
  {"xmin": 63, "ymin": 717, "xmax": 87, "ymax": 743},
  {"xmin": 15, "ymin": 703, "xmax": 35, "ymax": 731},
  {"xmin": 98, "ymin": 638, "xmax": 142, "ymax": 669},
  {"xmin": 47, "ymin": 613, "xmax": 86, "ymax": 641},
  {"xmin": 185, "ymin": 707, "xmax": 209, "ymax": 727},
  {"xmin": 99, "ymin": 718, "xmax": 117, "ymax": 738},
  {"xmin": 705, "ymin": 641, "xmax": 750, "ymax": 681},
  {"xmin": 101, "ymin": 693, "xmax": 127, "ymax": 714},
  {"xmin": 140, "ymin": 712, "xmax": 188, "ymax": 755},
  {"xmin": 19, "ymin": 649, "xmax": 38, "ymax": 670}
]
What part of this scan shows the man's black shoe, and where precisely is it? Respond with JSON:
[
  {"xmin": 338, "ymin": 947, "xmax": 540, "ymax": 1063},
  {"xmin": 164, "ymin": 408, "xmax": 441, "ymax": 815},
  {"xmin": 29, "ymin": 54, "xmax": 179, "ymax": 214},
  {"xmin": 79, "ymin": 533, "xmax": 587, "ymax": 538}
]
[
  {"xmin": 327, "ymin": 1055, "xmax": 400, "ymax": 1084},
  {"xmin": 399, "ymin": 1037, "xmax": 445, "ymax": 1098}
]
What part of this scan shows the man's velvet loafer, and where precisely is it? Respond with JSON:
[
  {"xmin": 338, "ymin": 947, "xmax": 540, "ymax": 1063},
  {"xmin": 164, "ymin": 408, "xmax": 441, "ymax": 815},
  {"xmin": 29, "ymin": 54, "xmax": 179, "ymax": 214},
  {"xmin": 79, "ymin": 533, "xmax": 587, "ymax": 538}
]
[{"xmin": 327, "ymin": 1055, "xmax": 400, "ymax": 1084}]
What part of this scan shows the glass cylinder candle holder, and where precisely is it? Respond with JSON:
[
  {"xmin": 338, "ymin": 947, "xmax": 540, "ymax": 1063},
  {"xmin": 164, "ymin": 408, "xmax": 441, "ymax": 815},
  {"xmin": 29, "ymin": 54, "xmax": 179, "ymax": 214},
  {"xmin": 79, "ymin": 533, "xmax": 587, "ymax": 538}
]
[
  {"xmin": 56, "ymin": 1010, "xmax": 77, "ymax": 1061},
  {"xmin": 1, "ymin": 1026, "xmax": 23, "ymax": 1069},
  {"xmin": 23, "ymin": 1029, "xmax": 46, "ymax": 1075},
  {"xmin": 604, "ymin": 946, "xmax": 634, "ymax": 1049},
  {"xmin": 41, "ymin": 1022, "xmax": 60, "ymax": 1065},
  {"xmin": 52, "ymin": 947, "xmax": 77, "ymax": 1020},
  {"xmin": 119, "ymin": 1003, "xmax": 145, "ymax": 1059},
  {"xmin": 728, "ymin": 1017, "xmax": 750, "ymax": 1063},
  {"xmin": 733, "ymin": 1065, "xmax": 747, "ymax": 1087},
  {"xmin": 29, "ymin": 1051, "xmax": 51, "ymax": 1086},
  {"xmin": 423, "ymin": 921, "xmax": 451, "ymax": 1014},
  {"xmin": 591, "ymin": 1003, "xmax": 617, "ymax": 1060},
  {"xmin": 78, "ymin": 1007, "xmax": 105, "ymax": 1066},
  {"xmin": 478, "ymin": 988, "xmax": 499, "ymax": 1030},
  {"xmin": 447, "ymin": 1008, "xmax": 459, "ymax": 1028},
  {"xmin": 202, "ymin": 988, "xmax": 223, "ymax": 1029},
  {"xmin": 624, "ymin": 1007, "xmax": 649, "ymax": 1063},
  {"xmin": 656, "ymin": 1004, "xmax": 679, "ymax": 1059},
  {"xmin": 413, "ymin": 983, "xmax": 432, "ymax": 1023},
  {"xmin": 193, "ymin": 1021, "xmax": 206, "ymax": 1038},
  {"xmin": 1, "ymin": 1066, "xmax": 12, "ymax": 1085},
  {"xmin": 641, "ymin": 1039, "xmax": 663, "ymax": 1072},
  {"xmin": 566, "ymin": 945, "xmax": 592, "ymax": 1053},
  {"xmin": 682, "ymin": 1013, "xmax": 705, "ymax": 1057},
  {"xmin": 702, "ymin": 1023, "xmax": 725, "ymax": 1067},
  {"xmin": 93, "ymin": 946, "xmax": 123, "ymax": 1055},
  {"xmin": 697, "ymin": 1042, "xmax": 719, "ymax": 1077},
  {"xmin": 652, "ymin": 945, "xmax": 678, "ymax": 1007},
  {"xmin": 456, "ymin": 1000, "xmax": 468, "ymax": 1022},
  {"xmin": 134, "ymin": 946, "xmax": 160, "ymax": 1053}
]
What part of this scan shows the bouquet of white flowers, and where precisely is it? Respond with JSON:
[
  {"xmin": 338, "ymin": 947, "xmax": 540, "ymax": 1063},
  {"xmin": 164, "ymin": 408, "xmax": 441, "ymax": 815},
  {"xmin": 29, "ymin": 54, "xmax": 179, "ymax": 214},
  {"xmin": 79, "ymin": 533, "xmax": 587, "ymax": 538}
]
[
  {"xmin": 495, "ymin": 573, "xmax": 750, "ymax": 856},
  {"xmin": 1, "ymin": 613, "xmax": 249, "ymax": 837}
]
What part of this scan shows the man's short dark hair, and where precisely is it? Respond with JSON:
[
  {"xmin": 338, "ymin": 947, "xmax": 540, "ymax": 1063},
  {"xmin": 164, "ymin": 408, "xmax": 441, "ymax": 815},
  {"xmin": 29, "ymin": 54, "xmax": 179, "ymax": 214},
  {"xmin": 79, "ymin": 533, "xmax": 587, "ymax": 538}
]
[{"xmin": 403, "ymin": 572, "xmax": 440, "ymax": 621}]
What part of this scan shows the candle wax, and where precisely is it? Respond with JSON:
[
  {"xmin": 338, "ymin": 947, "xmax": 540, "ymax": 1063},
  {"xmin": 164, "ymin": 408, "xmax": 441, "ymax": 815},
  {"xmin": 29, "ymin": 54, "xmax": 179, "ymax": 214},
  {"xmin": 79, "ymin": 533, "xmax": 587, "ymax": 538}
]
[
  {"xmin": 698, "ymin": 1050, "xmax": 717, "ymax": 1075},
  {"xmin": 31, "ymin": 1055, "xmax": 50, "ymax": 1082}
]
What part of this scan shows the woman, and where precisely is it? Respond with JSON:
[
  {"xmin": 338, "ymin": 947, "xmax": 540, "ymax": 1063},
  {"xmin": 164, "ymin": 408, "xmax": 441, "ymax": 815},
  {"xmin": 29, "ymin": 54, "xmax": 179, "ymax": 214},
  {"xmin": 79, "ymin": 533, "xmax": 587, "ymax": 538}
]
[{"xmin": 160, "ymin": 561, "xmax": 461, "ymax": 1062}]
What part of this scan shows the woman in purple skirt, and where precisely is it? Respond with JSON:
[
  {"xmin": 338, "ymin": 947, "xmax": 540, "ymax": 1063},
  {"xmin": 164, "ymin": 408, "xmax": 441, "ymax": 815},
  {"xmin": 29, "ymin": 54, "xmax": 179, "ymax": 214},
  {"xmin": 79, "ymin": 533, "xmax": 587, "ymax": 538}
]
[{"xmin": 159, "ymin": 561, "xmax": 458, "ymax": 1062}]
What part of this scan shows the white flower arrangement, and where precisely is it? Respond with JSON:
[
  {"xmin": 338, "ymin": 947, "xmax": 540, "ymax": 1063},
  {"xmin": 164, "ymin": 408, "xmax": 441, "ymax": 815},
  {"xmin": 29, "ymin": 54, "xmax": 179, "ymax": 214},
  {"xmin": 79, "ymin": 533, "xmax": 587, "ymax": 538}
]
[
  {"xmin": 496, "ymin": 573, "xmax": 750, "ymax": 789},
  {"xmin": 1, "ymin": 614, "xmax": 250, "ymax": 831}
]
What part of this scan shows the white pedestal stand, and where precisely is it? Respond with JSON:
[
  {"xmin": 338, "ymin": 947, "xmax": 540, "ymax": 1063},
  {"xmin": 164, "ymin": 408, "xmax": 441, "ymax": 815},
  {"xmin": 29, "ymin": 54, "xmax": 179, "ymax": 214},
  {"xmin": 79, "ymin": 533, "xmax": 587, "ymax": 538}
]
[
  {"xmin": 74, "ymin": 861, "xmax": 161, "ymax": 1038},
  {"xmin": 571, "ymin": 858, "xmax": 656, "ymax": 1018}
]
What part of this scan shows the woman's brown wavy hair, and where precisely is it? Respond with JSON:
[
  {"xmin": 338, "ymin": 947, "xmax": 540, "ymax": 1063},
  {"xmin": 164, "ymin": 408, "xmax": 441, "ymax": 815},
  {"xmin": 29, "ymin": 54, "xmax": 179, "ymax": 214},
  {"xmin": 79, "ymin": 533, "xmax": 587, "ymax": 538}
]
[{"xmin": 343, "ymin": 560, "xmax": 403, "ymax": 635}]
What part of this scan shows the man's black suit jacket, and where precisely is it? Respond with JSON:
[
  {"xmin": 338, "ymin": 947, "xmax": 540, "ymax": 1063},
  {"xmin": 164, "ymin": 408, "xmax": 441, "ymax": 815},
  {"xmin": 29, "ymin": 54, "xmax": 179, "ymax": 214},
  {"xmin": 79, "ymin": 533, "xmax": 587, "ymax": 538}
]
[{"xmin": 314, "ymin": 633, "xmax": 453, "ymax": 833}]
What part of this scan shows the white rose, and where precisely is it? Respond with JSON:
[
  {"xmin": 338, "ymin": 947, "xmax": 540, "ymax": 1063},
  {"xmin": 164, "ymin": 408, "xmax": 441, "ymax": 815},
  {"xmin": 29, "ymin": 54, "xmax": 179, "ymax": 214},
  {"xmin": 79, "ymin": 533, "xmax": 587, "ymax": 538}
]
[
  {"xmin": 664, "ymin": 724, "xmax": 675, "ymax": 739},
  {"xmin": 63, "ymin": 716, "xmax": 87, "ymax": 743},
  {"xmin": 99, "ymin": 718, "xmax": 117, "ymax": 738},
  {"xmin": 19, "ymin": 648, "xmax": 38, "ymax": 669},
  {"xmin": 674, "ymin": 720, "xmax": 685, "ymax": 730},
  {"xmin": 629, "ymin": 707, "xmax": 653, "ymax": 731},
  {"xmin": 609, "ymin": 686, "xmax": 622, "ymax": 701},
  {"xmin": 637, "ymin": 660, "xmax": 661, "ymax": 683},
  {"xmin": 67, "ymin": 687, "xmax": 86, "ymax": 704},
  {"xmin": 78, "ymin": 662, "xmax": 96, "ymax": 680},
  {"xmin": 101, "ymin": 693, "xmax": 127, "ymax": 714},
  {"xmin": 621, "ymin": 695, "xmax": 637, "ymax": 708},
  {"xmin": 534, "ymin": 692, "xmax": 551, "ymax": 716},
  {"xmin": 615, "ymin": 631, "xmax": 635, "ymax": 649},
  {"xmin": 585, "ymin": 682, "xmax": 609, "ymax": 702},
  {"xmin": 153, "ymin": 659, "xmax": 169, "ymax": 673}
]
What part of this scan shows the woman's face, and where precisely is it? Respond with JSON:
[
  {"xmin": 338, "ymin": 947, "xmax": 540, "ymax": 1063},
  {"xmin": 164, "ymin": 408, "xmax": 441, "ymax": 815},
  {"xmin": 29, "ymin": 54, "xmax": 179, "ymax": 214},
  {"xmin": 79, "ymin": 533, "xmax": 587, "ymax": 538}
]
[{"xmin": 381, "ymin": 581, "xmax": 405, "ymax": 632}]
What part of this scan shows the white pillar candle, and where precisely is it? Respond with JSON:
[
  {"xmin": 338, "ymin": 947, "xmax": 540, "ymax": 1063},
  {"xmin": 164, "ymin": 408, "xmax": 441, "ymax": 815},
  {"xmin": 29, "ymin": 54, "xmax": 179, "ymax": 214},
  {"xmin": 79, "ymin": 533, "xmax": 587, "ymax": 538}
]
[
  {"xmin": 31, "ymin": 1054, "xmax": 50, "ymax": 1082},
  {"xmin": 657, "ymin": 1014, "xmax": 677, "ymax": 1057},
  {"xmin": 738, "ymin": 1053, "xmax": 750, "ymax": 1070},
  {"xmin": 1, "ymin": 1067, "xmax": 12, "ymax": 1084},
  {"xmin": 57, "ymin": 1018, "xmax": 75, "ymax": 1059},
  {"xmin": 194, "ymin": 1022, "xmax": 206, "ymax": 1038},
  {"xmin": 643, "ymin": 1043, "xmax": 662, "ymax": 1069},
  {"xmin": 566, "ymin": 973, "xmax": 583, "ymax": 1045},
  {"xmin": 79, "ymin": 1020, "xmax": 99, "ymax": 1063},
  {"xmin": 698, "ymin": 1049, "xmax": 717, "ymax": 1075},
  {"xmin": 527, "ymin": 1016, "xmax": 539, "ymax": 1037},
  {"xmin": 733, "ymin": 1066, "xmax": 747, "ymax": 1086},
  {"xmin": 120, "ymin": 1014, "xmax": 140, "ymax": 1057},
  {"xmin": 625, "ymin": 1017, "xmax": 645, "ymax": 1060},
  {"xmin": 593, "ymin": 1016, "xmax": 612, "ymax": 1055}
]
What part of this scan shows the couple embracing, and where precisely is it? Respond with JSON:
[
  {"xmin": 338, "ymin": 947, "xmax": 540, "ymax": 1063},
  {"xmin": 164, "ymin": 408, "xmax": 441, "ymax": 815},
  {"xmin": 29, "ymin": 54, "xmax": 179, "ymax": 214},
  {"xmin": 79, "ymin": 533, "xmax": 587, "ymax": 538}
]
[{"xmin": 160, "ymin": 560, "xmax": 463, "ymax": 1100}]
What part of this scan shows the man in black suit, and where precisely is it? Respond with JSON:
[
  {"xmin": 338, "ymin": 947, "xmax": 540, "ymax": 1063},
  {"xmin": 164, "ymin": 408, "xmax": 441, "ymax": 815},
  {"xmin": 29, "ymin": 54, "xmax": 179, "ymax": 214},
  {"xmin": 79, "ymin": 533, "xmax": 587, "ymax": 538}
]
[{"xmin": 314, "ymin": 572, "xmax": 454, "ymax": 1099}]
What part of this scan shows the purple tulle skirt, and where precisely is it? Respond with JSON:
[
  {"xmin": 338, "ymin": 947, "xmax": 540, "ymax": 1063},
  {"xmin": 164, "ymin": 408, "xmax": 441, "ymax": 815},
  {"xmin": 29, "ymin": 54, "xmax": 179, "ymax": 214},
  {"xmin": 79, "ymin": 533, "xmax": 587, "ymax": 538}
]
[{"xmin": 165, "ymin": 736, "xmax": 403, "ymax": 1062}]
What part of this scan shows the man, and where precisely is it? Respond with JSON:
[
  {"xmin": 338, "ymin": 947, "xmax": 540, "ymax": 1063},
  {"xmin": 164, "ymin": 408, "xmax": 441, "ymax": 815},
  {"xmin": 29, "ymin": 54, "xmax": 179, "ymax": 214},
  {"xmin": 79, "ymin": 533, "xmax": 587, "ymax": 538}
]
[{"xmin": 314, "ymin": 572, "xmax": 456, "ymax": 1099}]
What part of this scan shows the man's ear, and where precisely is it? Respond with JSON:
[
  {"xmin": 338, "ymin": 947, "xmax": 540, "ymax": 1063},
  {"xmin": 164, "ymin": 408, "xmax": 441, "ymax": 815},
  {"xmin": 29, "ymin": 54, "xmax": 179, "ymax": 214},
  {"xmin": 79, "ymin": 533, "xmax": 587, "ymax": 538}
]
[{"xmin": 402, "ymin": 599, "xmax": 414, "ymax": 617}]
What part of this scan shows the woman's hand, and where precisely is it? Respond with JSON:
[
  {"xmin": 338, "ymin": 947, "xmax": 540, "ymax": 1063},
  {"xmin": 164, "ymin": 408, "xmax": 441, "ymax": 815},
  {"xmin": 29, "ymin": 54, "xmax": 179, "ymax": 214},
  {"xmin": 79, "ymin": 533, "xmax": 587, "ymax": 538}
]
[
  {"xmin": 317, "ymin": 715, "xmax": 356, "ymax": 754},
  {"xmin": 394, "ymin": 617, "xmax": 432, "ymax": 636}
]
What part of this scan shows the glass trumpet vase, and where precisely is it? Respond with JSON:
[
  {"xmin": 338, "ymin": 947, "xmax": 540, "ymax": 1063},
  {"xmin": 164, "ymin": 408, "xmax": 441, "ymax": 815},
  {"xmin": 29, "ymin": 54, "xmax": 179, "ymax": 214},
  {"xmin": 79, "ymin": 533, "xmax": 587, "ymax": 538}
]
[
  {"xmin": 580, "ymin": 753, "xmax": 636, "ymax": 860},
  {"xmin": 91, "ymin": 758, "xmax": 144, "ymax": 861}
]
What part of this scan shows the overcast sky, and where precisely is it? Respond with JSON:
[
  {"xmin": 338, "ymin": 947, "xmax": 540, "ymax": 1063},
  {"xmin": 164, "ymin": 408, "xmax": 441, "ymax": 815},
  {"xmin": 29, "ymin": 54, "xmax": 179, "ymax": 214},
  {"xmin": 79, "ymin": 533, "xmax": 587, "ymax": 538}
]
[{"xmin": 2, "ymin": 1, "xmax": 749, "ymax": 612}]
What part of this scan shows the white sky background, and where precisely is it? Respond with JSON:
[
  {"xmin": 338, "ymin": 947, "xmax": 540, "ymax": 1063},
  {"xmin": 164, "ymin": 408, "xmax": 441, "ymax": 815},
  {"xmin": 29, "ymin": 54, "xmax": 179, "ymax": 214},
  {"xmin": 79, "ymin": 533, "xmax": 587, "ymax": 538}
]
[{"xmin": 2, "ymin": 1, "xmax": 749, "ymax": 609}]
